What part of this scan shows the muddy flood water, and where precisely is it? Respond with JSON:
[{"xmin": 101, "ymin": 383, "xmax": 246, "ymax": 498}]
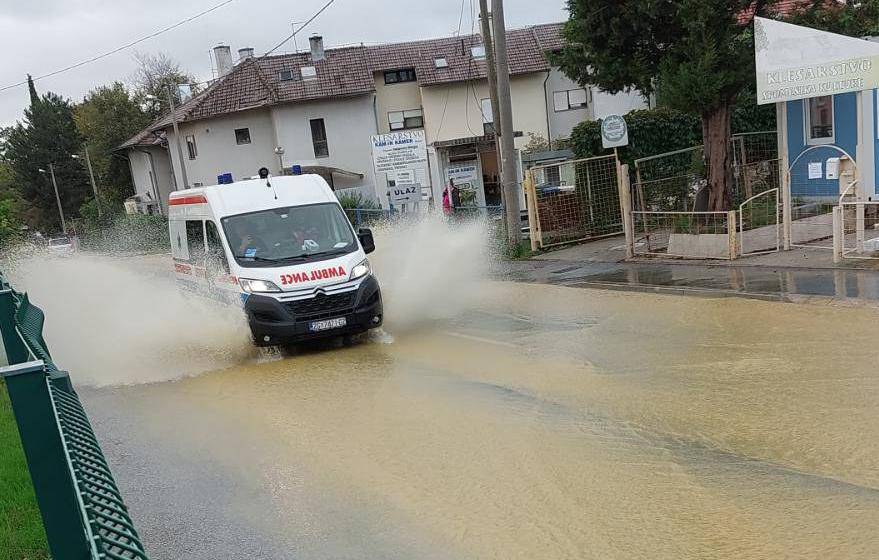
[{"xmin": 9, "ymin": 248, "xmax": 879, "ymax": 559}]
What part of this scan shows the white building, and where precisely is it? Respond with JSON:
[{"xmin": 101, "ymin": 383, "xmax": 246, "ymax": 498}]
[{"xmin": 121, "ymin": 24, "xmax": 647, "ymax": 212}]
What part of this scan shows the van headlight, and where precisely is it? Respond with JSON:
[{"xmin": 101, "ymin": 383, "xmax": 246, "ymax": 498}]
[
  {"xmin": 238, "ymin": 278, "xmax": 282, "ymax": 293},
  {"xmin": 349, "ymin": 259, "xmax": 371, "ymax": 281}
]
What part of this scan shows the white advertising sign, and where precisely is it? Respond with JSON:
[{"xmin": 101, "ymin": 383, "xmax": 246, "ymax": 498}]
[
  {"xmin": 755, "ymin": 17, "xmax": 879, "ymax": 105},
  {"xmin": 371, "ymin": 131, "xmax": 428, "ymax": 173},
  {"xmin": 601, "ymin": 114, "xmax": 629, "ymax": 149},
  {"xmin": 808, "ymin": 162, "xmax": 823, "ymax": 180},
  {"xmin": 395, "ymin": 169, "xmax": 415, "ymax": 184},
  {"xmin": 371, "ymin": 130, "xmax": 430, "ymax": 206}
]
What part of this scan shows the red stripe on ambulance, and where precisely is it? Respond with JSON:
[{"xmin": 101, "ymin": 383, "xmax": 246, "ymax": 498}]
[{"xmin": 169, "ymin": 195, "xmax": 208, "ymax": 206}]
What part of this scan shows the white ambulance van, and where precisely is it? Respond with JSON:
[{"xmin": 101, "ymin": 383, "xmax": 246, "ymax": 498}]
[{"xmin": 168, "ymin": 173, "xmax": 382, "ymax": 346}]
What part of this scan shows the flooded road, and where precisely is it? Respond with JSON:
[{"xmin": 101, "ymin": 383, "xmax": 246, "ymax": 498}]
[{"xmin": 71, "ymin": 280, "xmax": 879, "ymax": 560}]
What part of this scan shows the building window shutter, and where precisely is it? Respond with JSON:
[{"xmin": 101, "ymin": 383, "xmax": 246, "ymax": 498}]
[
  {"xmin": 553, "ymin": 91, "xmax": 568, "ymax": 112},
  {"xmin": 480, "ymin": 98, "xmax": 493, "ymax": 123},
  {"xmin": 568, "ymin": 89, "xmax": 588, "ymax": 108}
]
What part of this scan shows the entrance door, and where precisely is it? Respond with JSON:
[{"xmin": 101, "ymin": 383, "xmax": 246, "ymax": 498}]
[
  {"xmin": 446, "ymin": 160, "xmax": 483, "ymax": 208},
  {"xmin": 480, "ymin": 150, "xmax": 502, "ymax": 207}
]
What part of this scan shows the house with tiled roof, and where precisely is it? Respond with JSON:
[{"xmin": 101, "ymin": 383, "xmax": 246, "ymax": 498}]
[{"xmin": 121, "ymin": 22, "xmax": 646, "ymax": 211}]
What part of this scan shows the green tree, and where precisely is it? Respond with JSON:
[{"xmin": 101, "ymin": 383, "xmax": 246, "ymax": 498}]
[
  {"xmin": 0, "ymin": 160, "xmax": 23, "ymax": 244},
  {"xmin": 555, "ymin": 0, "xmax": 879, "ymax": 210},
  {"xmin": 4, "ymin": 78, "xmax": 90, "ymax": 233},
  {"xmin": 75, "ymin": 82, "xmax": 151, "ymax": 208}
]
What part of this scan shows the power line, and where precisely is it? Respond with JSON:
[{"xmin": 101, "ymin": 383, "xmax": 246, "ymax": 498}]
[
  {"xmin": 433, "ymin": 0, "xmax": 469, "ymax": 139},
  {"xmin": 0, "ymin": 0, "xmax": 238, "ymax": 94},
  {"xmin": 264, "ymin": 0, "xmax": 339, "ymax": 56}
]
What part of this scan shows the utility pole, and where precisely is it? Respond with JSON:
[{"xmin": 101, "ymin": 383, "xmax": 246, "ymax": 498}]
[
  {"xmin": 48, "ymin": 163, "xmax": 67, "ymax": 234},
  {"xmin": 491, "ymin": 0, "xmax": 520, "ymax": 249},
  {"xmin": 167, "ymin": 85, "xmax": 189, "ymax": 189},
  {"xmin": 478, "ymin": 0, "xmax": 503, "ymax": 175},
  {"xmin": 82, "ymin": 147, "xmax": 101, "ymax": 217}
]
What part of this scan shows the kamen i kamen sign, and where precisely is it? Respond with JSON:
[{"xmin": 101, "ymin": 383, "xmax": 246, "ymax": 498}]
[
  {"xmin": 755, "ymin": 17, "xmax": 879, "ymax": 104},
  {"xmin": 370, "ymin": 130, "xmax": 428, "ymax": 174}
]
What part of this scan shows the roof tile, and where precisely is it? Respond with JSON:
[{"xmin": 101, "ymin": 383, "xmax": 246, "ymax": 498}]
[{"xmin": 125, "ymin": 22, "xmax": 565, "ymax": 143}]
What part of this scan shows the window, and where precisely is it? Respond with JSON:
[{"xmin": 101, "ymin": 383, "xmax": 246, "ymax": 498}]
[
  {"xmin": 310, "ymin": 118, "xmax": 329, "ymax": 158},
  {"xmin": 480, "ymin": 98, "xmax": 494, "ymax": 135},
  {"xmin": 384, "ymin": 68, "xmax": 417, "ymax": 84},
  {"xmin": 553, "ymin": 88, "xmax": 590, "ymax": 112},
  {"xmin": 185, "ymin": 220, "xmax": 205, "ymax": 263},
  {"xmin": 221, "ymin": 203, "xmax": 356, "ymax": 267},
  {"xmin": 388, "ymin": 109, "xmax": 424, "ymax": 130},
  {"xmin": 471, "ymin": 45, "xmax": 486, "ymax": 59},
  {"xmin": 434, "ymin": 57, "xmax": 448, "ymax": 69},
  {"xmin": 279, "ymin": 69, "xmax": 296, "ymax": 81},
  {"xmin": 185, "ymin": 135, "xmax": 197, "ymax": 159},
  {"xmin": 301, "ymin": 66, "xmax": 317, "ymax": 80},
  {"xmin": 807, "ymin": 95, "xmax": 834, "ymax": 144},
  {"xmin": 205, "ymin": 221, "xmax": 230, "ymax": 275},
  {"xmin": 235, "ymin": 128, "xmax": 251, "ymax": 145}
]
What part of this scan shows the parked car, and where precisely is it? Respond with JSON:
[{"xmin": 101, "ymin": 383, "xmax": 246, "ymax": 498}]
[{"xmin": 47, "ymin": 236, "xmax": 75, "ymax": 255}]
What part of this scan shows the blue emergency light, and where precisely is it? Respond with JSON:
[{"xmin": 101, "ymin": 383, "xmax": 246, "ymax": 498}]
[
  {"xmin": 217, "ymin": 172, "xmax": 233, "ymax": 184},
  {"xmin": 291, "ymin": 165, "xmax": 302, "ymax": 175}
]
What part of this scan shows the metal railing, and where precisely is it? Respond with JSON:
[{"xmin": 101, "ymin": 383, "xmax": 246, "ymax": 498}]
[
  {"xmin": 739, "ymin": 188, "xmax": 780, "ymax": 256},
  {"xmin": 525, "ymin": 155, "xmax": 623, "ymax": 249},
  {"xmin": 0, "ymin": 273, "xmax": 149, "ymax": 560},
  {"xmin": 632, "ymin": 210, "xmax": 737, "ymax": 259}
]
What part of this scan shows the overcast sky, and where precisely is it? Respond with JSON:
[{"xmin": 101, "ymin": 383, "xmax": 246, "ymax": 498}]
[{"xmin": 0, "ymin": 0, "xmax": 568, "ymax": 127}]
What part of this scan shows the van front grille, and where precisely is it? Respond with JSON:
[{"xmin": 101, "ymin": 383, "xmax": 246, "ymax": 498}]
[{"xmin": 285, "ymin": 291, "xmax": 356, "ymax": 321}]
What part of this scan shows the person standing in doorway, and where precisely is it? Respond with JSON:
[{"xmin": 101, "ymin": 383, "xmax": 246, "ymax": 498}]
[{"xmin": 450, "ymin": 179, "xmax": 461, "ymax": 210}]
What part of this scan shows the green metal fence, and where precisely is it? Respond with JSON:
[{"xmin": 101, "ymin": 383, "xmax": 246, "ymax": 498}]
[{"xmin": 0, "ymin": 274, "xmax": 149, "ymax": 560}]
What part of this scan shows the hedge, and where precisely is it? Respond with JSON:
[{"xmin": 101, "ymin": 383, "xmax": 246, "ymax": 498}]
[{"xmin": 570, "ymin": 90, "xmax": 777, "ymax": 167}]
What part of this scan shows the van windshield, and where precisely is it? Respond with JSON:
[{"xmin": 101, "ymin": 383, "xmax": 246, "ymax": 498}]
[{"xmin": 221, "ymin": 203, "xmax": 357, "ymax": 267}]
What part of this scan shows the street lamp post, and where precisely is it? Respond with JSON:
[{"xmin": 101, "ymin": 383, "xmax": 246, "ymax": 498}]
[
  {"xmin": 145, "ymin": 88, "xmax": 190, "ymax": 190},
  {"xmin": 39, "ymin": 164, "xmax": 67, "ymax": 234},
  {"xmin": 72, "ymin": 148, "xmax": 101, "ymax": 217},
  {"xmin": 166, "ymin": 86, "xmax": 190, "ymax": 189}
]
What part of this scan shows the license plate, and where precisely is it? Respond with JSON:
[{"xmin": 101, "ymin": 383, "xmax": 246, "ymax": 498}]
[{"xmin": 309, "ymin": 317, "xmax": 347, "ymax": 332}]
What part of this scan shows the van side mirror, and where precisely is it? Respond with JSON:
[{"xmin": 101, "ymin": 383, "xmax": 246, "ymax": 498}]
[{"xmin": 358, "ymin": 228, "xmax": 376, "ymax": 254}]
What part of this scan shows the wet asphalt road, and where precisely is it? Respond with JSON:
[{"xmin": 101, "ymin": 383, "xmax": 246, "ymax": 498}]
[
  {"xmin": 77, "ymin": 278, "xmax": 879, "ymax": 560},
  {"xmin": 500, "ymin": 258, "xmax": 879, "ymax": 303}
]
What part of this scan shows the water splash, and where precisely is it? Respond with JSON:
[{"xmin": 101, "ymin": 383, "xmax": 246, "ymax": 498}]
[
  {"xmin": 368, "ymin": 214, "xmax": 492, "ymax": 332},
  {"xmin": 0, "ymin": 213, "xmax": 493, "ymax": 385},
  {"xmin": 6, "ymin": 253, "xmax": 255, "ymax": 387}
]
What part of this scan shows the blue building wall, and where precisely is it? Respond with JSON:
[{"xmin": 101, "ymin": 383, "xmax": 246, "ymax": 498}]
[
  {"xmin": 874, "ymin": 90, "xmax": 879, "ymax": 187},
  {"xmin": 786, "ymin": 92, "xmax": 859, "ymax": 198}
]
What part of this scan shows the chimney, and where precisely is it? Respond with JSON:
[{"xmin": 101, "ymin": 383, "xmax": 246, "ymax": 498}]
[
  {"xmin": 309, "ymin": 35, "xmax": 325, "ymax": 62},
  {"xmin": 238, "ymin": 47, "xmax": 254, "ymax": 62},
  {"xmin": 213, "ymin": 45, "xmax": 233, "ymax": 76}
]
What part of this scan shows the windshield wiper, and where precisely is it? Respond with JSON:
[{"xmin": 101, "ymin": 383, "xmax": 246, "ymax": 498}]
[
  {"xmin": 235, "ymin": 255, "xmax": 281, "ymax": 262},
  {"xmin": 277, "ymin": 249, "xmax": 349, "ymax": 263}
]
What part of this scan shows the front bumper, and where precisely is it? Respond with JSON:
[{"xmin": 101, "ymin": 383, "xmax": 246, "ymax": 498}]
[{"xmin": 244, "ymin": 276, "xmax": 383, "ymax": 346}]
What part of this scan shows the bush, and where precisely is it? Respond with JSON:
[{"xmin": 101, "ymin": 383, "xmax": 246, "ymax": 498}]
[
  {"xmin": 570, "ymin": 107, "xmax": 702, "ymax": 167},
  {"xmin": 570, "ymin": 93, "xmax": 777, "ymax": 166},
  {"xmin": 336, "ymin": 190, "xmax": 380, "ymax": 210}
]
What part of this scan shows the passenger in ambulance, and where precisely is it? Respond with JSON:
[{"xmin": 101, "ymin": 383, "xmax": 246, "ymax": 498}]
[{"xmin": 230, "ymin": 222, "xmax": 268, "ymax": 258}]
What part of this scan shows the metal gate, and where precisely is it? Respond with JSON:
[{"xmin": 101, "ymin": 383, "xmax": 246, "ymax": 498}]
[
  {"xmin": 786, "ymin": 145, "xmax": 857, "ymax": 249},
  {"xmin": 837, "ymin": 179, "xmax": 879, "ymax": 260},
  {"xmin": 525, "ymin": 155, "xmax": 622, "ymax": 248},
  {"xmin": 739, "ymin": 188, "xmax": 780, "ymax": 256}
]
